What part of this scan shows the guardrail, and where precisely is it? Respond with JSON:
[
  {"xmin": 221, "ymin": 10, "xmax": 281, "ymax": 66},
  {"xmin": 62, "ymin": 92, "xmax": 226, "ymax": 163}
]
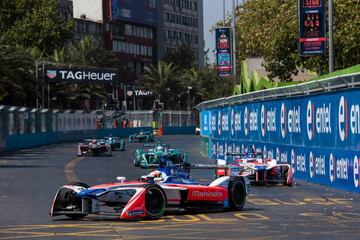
[{"xmin": 196, "ymin": 73, "xmax": 360, "ymax": 110}]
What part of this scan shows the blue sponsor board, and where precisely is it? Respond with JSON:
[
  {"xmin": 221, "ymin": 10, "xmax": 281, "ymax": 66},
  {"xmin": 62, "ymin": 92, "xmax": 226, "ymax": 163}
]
[
  {"xmin": 200, "ymin": 88, "xmax": 360, "ymax": 192},
  {"xmin": 112, "ymin": 0, "xmax": 157, "ymax": 26}
]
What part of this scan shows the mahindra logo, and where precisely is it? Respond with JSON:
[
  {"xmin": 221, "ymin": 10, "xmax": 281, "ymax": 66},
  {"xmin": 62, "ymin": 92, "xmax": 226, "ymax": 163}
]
[{"xmin": 192, "ymin": 190, "xmax": 223, "ymax": 198}]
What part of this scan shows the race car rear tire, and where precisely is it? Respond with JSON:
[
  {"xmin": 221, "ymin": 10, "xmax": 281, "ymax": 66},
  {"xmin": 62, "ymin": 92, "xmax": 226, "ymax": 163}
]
[
  {"xmin": 229, "ymin": 177, "xmax": 246, "ymax": 210},
  {"xmin": 145, "ymin": 185, "xmax": 166, "ymax": 219}
]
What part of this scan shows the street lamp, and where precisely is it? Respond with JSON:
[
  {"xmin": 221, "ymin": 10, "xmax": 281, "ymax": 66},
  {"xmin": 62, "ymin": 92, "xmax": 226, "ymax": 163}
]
[
  {"xmin": 187, "ymin": 86, "xmax": 192, "ymax": 126},
  {"xmin": 187, "ymin": 86, "xmax": 192, "ymax": 111}
]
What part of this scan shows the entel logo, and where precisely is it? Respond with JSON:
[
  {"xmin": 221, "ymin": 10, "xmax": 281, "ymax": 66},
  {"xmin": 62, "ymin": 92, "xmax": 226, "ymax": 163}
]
[
  {"xmin": 210, "ymin": 113, "xmax": 216, "ymax": 132},
  {"xmin": 280, "ymin": 103, "xmax": 286, "ymax": 138},
  {"xmin": 338, "ymin": 96, "xmax": 348, "ymax": 142},
  {"xmin": 261, "ymin": 105, "xmax": 266, "ymax": 137},
  {"xmin": 217, "ymin": 111, "xmax": 222, "ymax": 136},
  {"xmin": 329, "ymin": 153, "xmax": 335, "ymax": 182},
  {"xmin": 309, "ymin": 151, "xmax": 315, "ymax": 178},
  {"xmin": 354, "ymin": 156, "xmax": 359, "ymax": 188},
  {"xmin": 203, "ymin": 114, "xmax": 208, "ymax": 131},
  {"xmin": 231, "ymin": 109, "xmax": 235, "ymax": 136},
  {"xmin": 306, "ymin": 101, "xmax": 315, "ymax": 141},
  {"xmin": 244, "ymin": 107, "xmax": 249, "ymax": 136}
]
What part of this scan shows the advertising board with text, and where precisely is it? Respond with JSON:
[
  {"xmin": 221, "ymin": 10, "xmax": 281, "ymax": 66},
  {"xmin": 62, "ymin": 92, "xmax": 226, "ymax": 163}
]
[
  {"xmin": 298, "ymin": 0, "xmax": 326, "ymax": 55},
  {"xmin": 215, "ymin": 27, "xmax": 232, "ymax": 77},
  {"xmin": 201, "ymin": 88, "xmax": 360, "ymax": 192}
]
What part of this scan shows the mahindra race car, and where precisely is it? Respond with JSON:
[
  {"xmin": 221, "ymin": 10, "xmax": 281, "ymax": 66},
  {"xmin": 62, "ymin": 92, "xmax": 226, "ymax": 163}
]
[
  {"xmin": 104, "ymin": 136, "xmax": 125, "ymax": 151},
  {"xmin": 134, "ymin": 142, "xmax": 188, "ymax": 168},
  {"xmin": 129, "ymin": 131, "xmax": 154, "ymax": 143},
  {"xmin": 216, "ymin": 146, "xmax": 293, "ymax": 186},
  {"xmin": 77, "ymin": 138, "xmax": 112, "ymax": 157},
  {"xmin": 50, "ymin": 160, "xmax": 250, "ymax": 220}
]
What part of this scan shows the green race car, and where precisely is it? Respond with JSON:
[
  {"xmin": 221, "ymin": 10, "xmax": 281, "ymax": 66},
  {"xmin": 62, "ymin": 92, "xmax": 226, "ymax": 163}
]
[
  {"xmin": 129, "ymin": 131, "xmax": 154, "ymax": 143},
  {"xmin": 134, "ymin": 142, "xmax": 188, "ymax": 168},
  {"xmin": 104, "ymin": 136, "xmax": 125, "ymax": 151}
]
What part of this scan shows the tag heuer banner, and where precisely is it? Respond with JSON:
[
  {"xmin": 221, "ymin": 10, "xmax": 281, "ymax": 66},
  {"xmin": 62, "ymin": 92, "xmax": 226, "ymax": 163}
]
[
  {"xmin": 45, "ymin": 66, "xmax": 119, "ymax": 82},
  {"xmin": 215, "ymin": 27, "xmax": 232, "ymax": 77},
  {"xmin": 298, "ymin": 0, "xmax": 326, "ymax": 56}
]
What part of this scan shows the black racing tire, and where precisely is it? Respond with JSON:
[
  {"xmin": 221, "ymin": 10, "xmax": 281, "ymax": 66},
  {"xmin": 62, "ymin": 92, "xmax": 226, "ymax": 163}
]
[
  {"xmin": 144, "ymin": 185, "xmax": 166, "ymax": 219},
  {"xmin": 228, "ymin": 177, "xmax": 246, "ymax": 210}
]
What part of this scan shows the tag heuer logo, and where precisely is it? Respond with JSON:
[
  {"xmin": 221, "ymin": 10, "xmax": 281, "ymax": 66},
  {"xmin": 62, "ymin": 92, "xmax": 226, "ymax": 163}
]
[
  {"xmin": 47, "ymin": 70, "xmax": 57, "ymax": 79},
  {"xmin": 127, "ymin": 90, "xmax": 133, "ymax": 96}
]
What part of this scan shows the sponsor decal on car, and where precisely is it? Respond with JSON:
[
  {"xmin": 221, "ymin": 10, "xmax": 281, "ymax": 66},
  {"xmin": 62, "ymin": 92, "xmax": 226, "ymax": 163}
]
[
  {"xmin": 191, "ymin": 190, "xmax": 223, "ymax": 198},
  {"xmin": 127, "ymin": 210, "xmax": 145, "ymax": 216}
]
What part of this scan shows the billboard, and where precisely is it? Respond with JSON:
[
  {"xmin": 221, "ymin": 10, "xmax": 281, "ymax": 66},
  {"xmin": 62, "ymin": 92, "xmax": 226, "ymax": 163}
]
[
  {"xmin": 45, "ymin": 66, "xmax": 119, "ymax": 83},
  {"xmin": 111, "ymin": 0, "xmax": 157, "ymax": 26},
  {"xmin": 298, "ymin": 0, "xmax": 326, "ymax": 55},
  {"xmin": 215, "ymin": 27, "xmax": 232, "ymax": 77},
  {"xmin": 200, "ymin": 88, "xmax": 360, "ymax": 192}
]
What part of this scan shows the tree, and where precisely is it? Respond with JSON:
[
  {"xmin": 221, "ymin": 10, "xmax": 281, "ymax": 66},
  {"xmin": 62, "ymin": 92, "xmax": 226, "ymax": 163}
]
[
  {"xmin": 163, "ymin": 44, "xmax": 196, "ymax": 70},
  {"xmin": 234, "ymin": 0, "xmax": 360, "ymax": 81},
  {"xmin": 2, "ymin": 0, "xmax": 73, "ymax": 54},
  {"xmin": 143, "ymin": 61, "xmax": 185, "ymax": 109}
]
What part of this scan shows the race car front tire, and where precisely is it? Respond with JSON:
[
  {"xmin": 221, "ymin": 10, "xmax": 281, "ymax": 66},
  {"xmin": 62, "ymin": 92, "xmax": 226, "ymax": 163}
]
[
  {"xmin": 228, "ymin": 177, "xmax": 246, "ymax": 210},
  {"xmin": 144, "ymin": 185, "xmax": 166, "ymax": 219}
]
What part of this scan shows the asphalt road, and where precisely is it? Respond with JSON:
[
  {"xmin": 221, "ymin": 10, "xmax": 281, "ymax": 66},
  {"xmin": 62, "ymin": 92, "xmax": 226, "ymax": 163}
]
[{"xmin": 0, "ymin": 135, "xmax": 359, "ymax": 240}]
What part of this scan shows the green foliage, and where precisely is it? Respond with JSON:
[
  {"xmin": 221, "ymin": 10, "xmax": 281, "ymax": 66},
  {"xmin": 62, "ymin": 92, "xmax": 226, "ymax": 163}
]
[
  {"xmin": 235, "ymin": 0, "xmax": 360, "ymax": 82},
  {"xmin": 163, "ymin": 44, "xmax": 196, "ymax": 70},
  {"xmin": 233, "ymin": 60, "xmax": 300, "ymax": 95},
  {"xmin": 1, "ymin": 0, "xmax": 73, "ymax": 53}
]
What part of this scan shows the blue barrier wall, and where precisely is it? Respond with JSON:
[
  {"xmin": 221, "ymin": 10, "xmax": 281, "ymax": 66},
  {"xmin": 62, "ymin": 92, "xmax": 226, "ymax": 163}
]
[
  {"xmin": 4, "ymin": 127, "xmax": 153, "ymax": 151},
  {"xmin": 164, "ymin": 126, "xmax": 196, "ymax": 135},
  {"xmin": 200, "ymin": 88, "xmax": 360, "ymax": 193}
]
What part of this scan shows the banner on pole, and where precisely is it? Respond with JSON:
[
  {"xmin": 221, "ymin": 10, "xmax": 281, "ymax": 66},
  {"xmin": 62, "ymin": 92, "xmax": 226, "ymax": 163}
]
[
  {"xmin": 298, "ymin": 0, "xmax": 326, "ymax": 56},
  {"xmin": 215, "ymin": 27, "xmax": 232, "ymax": 77}
]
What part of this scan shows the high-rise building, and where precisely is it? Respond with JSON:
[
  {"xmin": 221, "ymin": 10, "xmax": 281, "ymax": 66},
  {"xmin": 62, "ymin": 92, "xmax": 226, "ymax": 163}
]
[
  {"xmin": 103, "ymin": 0, "xmax": 158, "ymax": 83},
  {"xmin": 71, "ymin": 0, "xmax": 104, "ymax": 43},
  {"xmin": 157, "ymin": 0, "xmax": 204, "ymax": 67}
]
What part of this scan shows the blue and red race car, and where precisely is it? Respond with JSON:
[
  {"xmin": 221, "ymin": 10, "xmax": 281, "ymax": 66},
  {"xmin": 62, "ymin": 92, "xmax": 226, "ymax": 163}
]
[{"xmin": 50, "ymin": 160, "xmax": 250, "ymax": 220}]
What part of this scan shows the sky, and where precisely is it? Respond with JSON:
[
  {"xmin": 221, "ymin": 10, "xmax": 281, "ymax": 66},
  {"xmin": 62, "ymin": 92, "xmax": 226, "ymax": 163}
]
[{"xmin": 203, "ymin": 0, "xmax": 237, "ymax": 63}]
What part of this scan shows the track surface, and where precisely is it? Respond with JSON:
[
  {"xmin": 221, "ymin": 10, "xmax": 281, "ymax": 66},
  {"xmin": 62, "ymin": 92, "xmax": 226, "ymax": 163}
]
[{"xmin": 0, "ymin": 135, "xmax": 359, "ymax": 240}]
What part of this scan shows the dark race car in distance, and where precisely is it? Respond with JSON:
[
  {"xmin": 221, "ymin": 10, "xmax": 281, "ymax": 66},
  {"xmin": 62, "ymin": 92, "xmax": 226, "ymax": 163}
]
[
  {"xmin": 129, "ymin": 131, "xmax": 154, "ymax": 143},
  {"xmin": 77, "ymin": 138, "xmax": 112, "ymax": 157},
  {"xmin": 104, "ymin": 136, "xmax": 125, "ymax": 151}
]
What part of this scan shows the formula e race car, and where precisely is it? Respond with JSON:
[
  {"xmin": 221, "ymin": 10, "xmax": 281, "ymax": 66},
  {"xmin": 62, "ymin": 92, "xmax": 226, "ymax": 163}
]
[
  {"xmin": 134, "ymin": 142, "xmax": 188, "ymax": 168},
  {"xmin": 216, "ymin": 147, "xmax": 293, "ymax": 186},
  {"xmin": 77, "ymin": 138, "xmax": 112, "ymax": 157},
  {"xmin": 129, "ymin": 131, "xmax": 154, "ymax": 143},
  {"xmin": 50, "ymin": 160, "xmax": 250, "ymax": 220},
  {"xmin": 104, "ymin": 136, "xmax": 125, "ymax": 151}
]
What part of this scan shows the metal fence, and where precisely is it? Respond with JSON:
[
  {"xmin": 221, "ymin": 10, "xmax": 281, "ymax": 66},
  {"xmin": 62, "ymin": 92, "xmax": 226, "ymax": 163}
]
[{"xmin": 0, "ymin": 105, "xmax": 197, "ymax": 143}]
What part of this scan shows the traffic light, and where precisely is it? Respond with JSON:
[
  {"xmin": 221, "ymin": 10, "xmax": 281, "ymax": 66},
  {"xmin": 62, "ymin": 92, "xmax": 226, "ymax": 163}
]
[{"xmin": 153, "ymin": 100, "xmax": 164, "ymax": 111}]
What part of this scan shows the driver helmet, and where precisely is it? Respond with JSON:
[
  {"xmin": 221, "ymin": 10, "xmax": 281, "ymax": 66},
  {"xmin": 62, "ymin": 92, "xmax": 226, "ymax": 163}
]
[{"xmin": 246, "ymin": 145, "xmax": 255, "ymax": 158}]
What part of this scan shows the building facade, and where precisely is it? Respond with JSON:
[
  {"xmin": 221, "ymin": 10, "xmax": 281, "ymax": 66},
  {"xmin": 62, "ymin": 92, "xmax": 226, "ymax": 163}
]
[{"xmin": 157, "ymin": 0, "xmax": 204, "ymax": 67}]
